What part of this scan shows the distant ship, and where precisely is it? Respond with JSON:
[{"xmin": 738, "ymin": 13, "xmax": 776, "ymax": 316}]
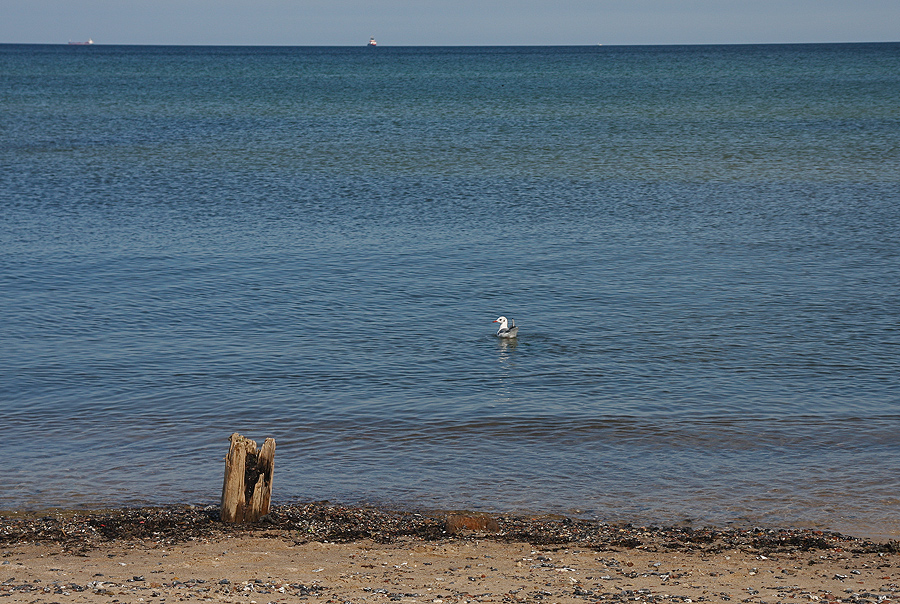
[
  {"xmin": 367, "ymin": 37, "xmax": 377, "ymax": 47},
  {"xmin": 68, "ymin": 39, "xmax": 94, "ymax": 45}
]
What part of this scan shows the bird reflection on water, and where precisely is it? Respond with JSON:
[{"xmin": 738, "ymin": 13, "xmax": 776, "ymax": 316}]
[{"xmin": 496, "ymin": 333, "xmax": 518, "ymax": 369}]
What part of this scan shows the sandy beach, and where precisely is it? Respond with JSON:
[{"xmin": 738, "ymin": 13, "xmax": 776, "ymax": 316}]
[{"xmin": 2, "ymin": 504, "xmax": 897, "ymax": 603}]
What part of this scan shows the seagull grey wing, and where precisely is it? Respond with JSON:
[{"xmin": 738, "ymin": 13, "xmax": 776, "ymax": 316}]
[{"xmin": 497, "ymin": 326, "xmax": 518, "ymax": 338}]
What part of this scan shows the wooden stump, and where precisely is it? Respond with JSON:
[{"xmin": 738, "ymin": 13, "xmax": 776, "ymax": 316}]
[{"xmin": 221, "ymin": 433, "xmax": 276, "ymax": 523}]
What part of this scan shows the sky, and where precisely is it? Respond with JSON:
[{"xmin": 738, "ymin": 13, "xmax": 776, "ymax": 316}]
[{"xmin": 1, "ymin": 0, "xmax": 898, "ymax": 46}]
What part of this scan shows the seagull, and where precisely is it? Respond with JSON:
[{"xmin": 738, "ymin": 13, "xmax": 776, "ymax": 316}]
[{"xmin": 493, "ymin": 316, "xmax": 518, "ymax": 339}]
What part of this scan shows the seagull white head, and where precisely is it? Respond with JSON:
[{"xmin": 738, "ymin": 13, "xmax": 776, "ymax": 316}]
[{"xmin": 493, "ymin": 316, "xmax": 509, "ymax": 330}]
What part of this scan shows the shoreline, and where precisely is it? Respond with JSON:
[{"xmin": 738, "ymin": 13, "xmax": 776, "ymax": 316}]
[
  {"xmin": 3, "ymin": 503, "xmax": 899, "ymax": 550},
  {"xmin": 3, "ymin": 504, "xmax": 898, "ymax": 603}
]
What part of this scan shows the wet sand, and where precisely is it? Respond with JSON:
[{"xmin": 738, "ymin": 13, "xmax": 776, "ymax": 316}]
[{"xmin": 2, "ymin": 504, "xmax": 898, "ymax": 603}]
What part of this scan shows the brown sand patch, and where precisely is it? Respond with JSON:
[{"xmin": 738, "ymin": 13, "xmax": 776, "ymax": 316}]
[{"xmin": 2, "ymin": 504, "xmax": 898, "ymax": 603}]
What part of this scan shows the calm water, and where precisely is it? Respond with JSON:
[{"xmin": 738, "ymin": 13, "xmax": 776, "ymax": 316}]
[{"xmin": 2, "ymin": 43, "xmax": 899, "ymax": 540}]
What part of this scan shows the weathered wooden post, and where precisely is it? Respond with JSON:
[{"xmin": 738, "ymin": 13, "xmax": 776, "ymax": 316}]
[{"xmin": 221, "ymin": 433, "xmax": 276, "ymax": 523}]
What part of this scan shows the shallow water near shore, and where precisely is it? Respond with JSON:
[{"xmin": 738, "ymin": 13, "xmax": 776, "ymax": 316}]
[{"xmin": 1, "ymin": 43, "xmax": 899, "ymax": 540}]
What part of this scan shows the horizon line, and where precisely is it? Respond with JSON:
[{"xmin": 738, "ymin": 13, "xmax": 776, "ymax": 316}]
[{"xmin": 3, "ymin": 39, "xmax": 899, "ymax": 48}]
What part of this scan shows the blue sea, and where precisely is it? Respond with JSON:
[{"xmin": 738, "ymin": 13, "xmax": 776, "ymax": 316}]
[{"xmin": 1, "ymin": 43, "xmax": 898, "ymax": 540}]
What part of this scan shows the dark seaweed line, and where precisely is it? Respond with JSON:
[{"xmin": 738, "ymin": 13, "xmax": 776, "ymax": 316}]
[{"xmin": 1, "ymin": 503, "xmax": 897, "ymax": 554}]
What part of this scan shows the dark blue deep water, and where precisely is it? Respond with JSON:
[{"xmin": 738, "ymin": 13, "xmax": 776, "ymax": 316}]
[{"xmin": 1, "ymin": 43, "xmax": 898, "ymax": 539}]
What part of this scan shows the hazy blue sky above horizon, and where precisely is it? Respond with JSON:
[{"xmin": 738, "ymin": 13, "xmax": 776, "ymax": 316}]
[{"xmin": 2, "ymin": 0, "xmax": 898, "ymax": 46}]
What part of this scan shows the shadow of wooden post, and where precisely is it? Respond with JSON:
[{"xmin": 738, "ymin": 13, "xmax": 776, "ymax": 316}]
[{"xmin": 221, "ymin": 433, "xmax": 276, "ymax": 523}]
